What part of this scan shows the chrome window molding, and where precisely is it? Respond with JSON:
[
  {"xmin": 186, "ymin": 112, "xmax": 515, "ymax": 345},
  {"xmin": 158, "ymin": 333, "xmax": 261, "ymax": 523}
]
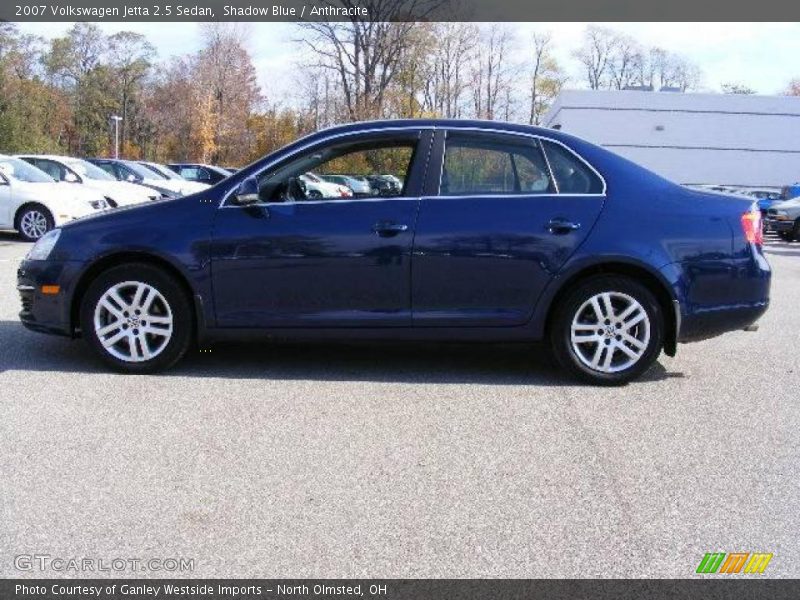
[{"xmin": 220, "ymin": 123, "xmax": 607, "ymax": 209}]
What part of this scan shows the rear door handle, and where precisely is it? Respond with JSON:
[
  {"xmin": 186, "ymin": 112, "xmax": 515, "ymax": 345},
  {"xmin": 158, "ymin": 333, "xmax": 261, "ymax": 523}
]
[
  {"xmin": 547, "ymin": 218, "xmax": 581, "ymax": 234},
  {"xmin": 373, "ymin": 222, "xmax": 409, "ymax": 237}
]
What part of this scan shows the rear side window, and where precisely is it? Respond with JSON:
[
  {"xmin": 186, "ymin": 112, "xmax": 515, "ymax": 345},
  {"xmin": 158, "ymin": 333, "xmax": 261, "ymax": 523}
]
[
  {"xmin": 441, "ymin": 132, "xmax": 553, "ymax": 196},
  {"xmin": 540, "ymin": 140, "xmax": 604, "ymax": 194}
]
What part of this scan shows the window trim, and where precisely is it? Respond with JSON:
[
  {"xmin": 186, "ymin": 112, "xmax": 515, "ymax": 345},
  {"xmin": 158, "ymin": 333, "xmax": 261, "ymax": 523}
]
[
  {"xmin": 219, "ymin": 125, "xmax": 606, "ymax": 208},
  {"xmin": 436, "ymin": 128, "xmax": 606, "ymax": 198}
]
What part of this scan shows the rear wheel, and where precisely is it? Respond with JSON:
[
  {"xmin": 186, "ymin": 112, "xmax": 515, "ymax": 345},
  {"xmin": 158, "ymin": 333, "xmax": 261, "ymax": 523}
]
[
  {"xmin": 80, "ymin": 263, "xmax": 193, "ymax": 373},
  {"xmin": 17, "ymin": 204, "xmax": 54, "ymax": 242},
  {"xmin": 550, "ymin": 276, "xmax": 664, "ymax": 385}
]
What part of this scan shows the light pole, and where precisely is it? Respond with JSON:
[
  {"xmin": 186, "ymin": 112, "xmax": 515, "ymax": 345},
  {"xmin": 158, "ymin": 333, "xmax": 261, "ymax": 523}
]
[{"xmin": 110, "ymin": 115, "xmax": 122, "ymax": 158}]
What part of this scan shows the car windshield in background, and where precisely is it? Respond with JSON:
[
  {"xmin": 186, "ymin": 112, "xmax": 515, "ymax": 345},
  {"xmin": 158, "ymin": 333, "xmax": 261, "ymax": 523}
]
[
  {"xmin": 0, "ymin": 157, "xmax": 54, "ymax": 183},
  {"xmin": 143, "ymin": 163, "xmax": 182, "ymax": 180},
  {"xmin": 66, "ymin": 159, "xmax": 116, "ymax": 181},
  {"xmin": 124, "ymin": 161, "xmax": 166, "ymax": 180}
]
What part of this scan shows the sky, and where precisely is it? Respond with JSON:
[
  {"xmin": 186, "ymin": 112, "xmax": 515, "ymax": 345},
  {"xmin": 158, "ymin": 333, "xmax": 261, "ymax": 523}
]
[{"xmin": 17, "ymin": 22, "xmax": 800, "ymax": 102}]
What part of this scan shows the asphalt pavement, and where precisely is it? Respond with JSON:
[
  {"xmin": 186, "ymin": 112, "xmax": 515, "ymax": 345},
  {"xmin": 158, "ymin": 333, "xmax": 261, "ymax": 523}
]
[{"xmin": 1, "ymin": 231, "xmax": 797, "ymax": 578}]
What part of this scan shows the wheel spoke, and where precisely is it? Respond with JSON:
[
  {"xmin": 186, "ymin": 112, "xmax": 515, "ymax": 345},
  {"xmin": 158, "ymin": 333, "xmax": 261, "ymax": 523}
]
[
  {"xmin": 590, "ymin": 342, "xmax": 605, "ymax": 368},
  {"xmin": 100, "ymin": 298, "xmax": 125, "ymax": 320},
  {"xmin": 622, "ymin": 332, "xmax": 646, "ymax": 350},
  {"xmin": 572, "ymin": 332, "xmax": 602, "ymax": 344},
  {"xmin": 138, "ymin": 335, "xmax": 153, "ymax": 360},
  {"xmin": 100, "ymin": 329, "xmax": 127, "ymax": 349},
  {"xmin": 616, "ymin": 341, "xmax": 640, "ymax": 360},
  {"xmin": 96, "ymin": 320, "xmax": 123, "ymax": 336},
  {"xmin": 127, "ymin": 335, "xmax": 140, "ymax": 360},
  {"xmin": 141, "ymin": 325, "xmax": 170, "ymax": 337},
  {"xmin": 601, "ymin": 293, "xmax": 615, "ymax": 320},
  {"xmin": 623, "ymin": 311, "xmax": 645, "ymax": 330},
  {"xmin": 589, "ymin": 296, "xmax": 605, "ymax": 322},
  {"xmin": 602, "ymin": 344, "xmax": 615, "ymax": 370},
  {"xmin": 130, "ymin": 283, "xmax": 146, "ymax": 310},
  {"xmin": 145, "ymin": 314, "xmax": 171, "ymax": 324}
]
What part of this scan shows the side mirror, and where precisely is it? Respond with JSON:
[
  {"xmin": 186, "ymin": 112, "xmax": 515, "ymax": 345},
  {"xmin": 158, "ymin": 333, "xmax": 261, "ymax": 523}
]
[
  {"xmin": 64, "ymin": 172, "xmax": 79, "ymax": 183},
  {"xmin": 234, "ymin": 176, "xmax": 260, "ymax": 205}
]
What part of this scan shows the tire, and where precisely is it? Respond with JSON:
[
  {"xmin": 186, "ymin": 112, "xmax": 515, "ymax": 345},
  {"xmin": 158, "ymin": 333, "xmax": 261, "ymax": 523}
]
[
  {"xmin": 16, "ymin": 204, "xmax": 54, "ymax": 242},
  {"xmin": 549, "ymin": 275, "xmax": 664, "ymax": 385},
  {"xmin": 778, "ymin": 231, "xmax": 792, "ymax": 241},
  {"xmin": 80, "ymin": 263, "xmax": 193, "ymax": 373},
  {"xmin": 791, "ymin": 220, "xmax": 800, "ymax": 242}
]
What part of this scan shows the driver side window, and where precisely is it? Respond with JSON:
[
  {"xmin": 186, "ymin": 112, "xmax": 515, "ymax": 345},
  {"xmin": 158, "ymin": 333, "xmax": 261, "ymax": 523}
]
[{"xmin": 255, "ymin": 137, "xmax": 417, "ymax": 203}]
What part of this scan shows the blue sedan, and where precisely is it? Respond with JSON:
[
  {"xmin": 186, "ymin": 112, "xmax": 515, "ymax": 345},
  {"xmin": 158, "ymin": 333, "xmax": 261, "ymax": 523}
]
[{"xmin": 16, "ymin": 119, "xmax": 771, "ymax": 384}]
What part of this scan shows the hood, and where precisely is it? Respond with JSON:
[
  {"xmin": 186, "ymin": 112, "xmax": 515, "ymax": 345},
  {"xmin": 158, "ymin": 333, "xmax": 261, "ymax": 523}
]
[
  {"xmin": 14, "ymin": 180, "xmax": 105, "ymax": 203},
  {"xmin": 772, "ymin": 197, "xmax": 800, "ymax": 210},
  {"xmin": 81, "ymin": 179, "xmax": 158, "ymax": 205}
]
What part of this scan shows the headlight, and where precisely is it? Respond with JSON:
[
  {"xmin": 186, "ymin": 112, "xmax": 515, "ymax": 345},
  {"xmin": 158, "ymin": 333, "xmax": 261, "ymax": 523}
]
[
  {"xmin": 89, "ymin": 198, "xmax": 108, "ymax": 210},
  {"xmin": 26, "ymin": 228, "xmax": 61, "ymax": 261}
]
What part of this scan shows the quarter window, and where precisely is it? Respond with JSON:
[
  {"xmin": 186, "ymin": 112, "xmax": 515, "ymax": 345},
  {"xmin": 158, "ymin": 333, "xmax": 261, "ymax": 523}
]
[
  {"xmin": 540, "ymin": 140, "xmax": 604, "ymax": 194},
  {"xmin": 441, "ymin": 133, "xmax": 553, "ymax": 196}
]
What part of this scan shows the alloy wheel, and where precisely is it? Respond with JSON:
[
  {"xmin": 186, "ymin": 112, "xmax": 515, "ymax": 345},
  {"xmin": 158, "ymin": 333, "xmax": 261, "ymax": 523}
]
[
  {"xmin": 570, "ymin": 291, "xmax": 651, "ymax": 374},
  {"xmin": 20, "ymin": 210, "xmax": 49, "ymax": 240},
  {"xmin": 93, "ymin": 281, "xmax": 173, "ymax": 362}
]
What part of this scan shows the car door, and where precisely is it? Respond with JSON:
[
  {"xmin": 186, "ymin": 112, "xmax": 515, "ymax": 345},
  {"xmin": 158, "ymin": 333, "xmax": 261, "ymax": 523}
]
[
  {"xmin": 211, "ymin": 129, "xmax": 431, "ymax": 328},
  {"xmin": 411, "ymin": 129, "xmax": 606, "ymax": 326}
]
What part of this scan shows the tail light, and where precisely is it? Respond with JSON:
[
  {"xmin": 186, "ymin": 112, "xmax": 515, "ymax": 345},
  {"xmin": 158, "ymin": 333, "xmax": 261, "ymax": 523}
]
[
  {"xmin": 741, "ymin": 208, "xmax": 763, "ymax": 246},
  {"xmin": 338, "ymin": 186, "xmax": 353, "ymax": 198}
]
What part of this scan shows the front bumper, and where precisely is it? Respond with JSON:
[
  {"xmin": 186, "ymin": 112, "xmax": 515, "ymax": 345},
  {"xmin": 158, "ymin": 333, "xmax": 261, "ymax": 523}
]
[
  {"xmin": 17, "ymin": 259, "xmax": 82, "ymax": 337},
  {"xmin": 766, "ymin": 218, "xmax": 794, "ymax": 233}
]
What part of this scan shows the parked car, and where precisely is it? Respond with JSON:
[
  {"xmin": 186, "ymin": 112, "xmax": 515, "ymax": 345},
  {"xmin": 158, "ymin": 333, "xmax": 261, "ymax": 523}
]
[
  {"xmin": 0, "ymin": 155, "xmax": 108, "ymax": 241},
  {"xmin": 167, "ymin": 163, "xmax": 232, "ymax": 185},
  {"xmin": 86, "ymin": 158, "xmax": 183, "ymax": 198},
  {"xmin": 365, "ymin": 174, "xmax": 402, "ymax": 196},
  {"xmin": 17, "ymin": 119, "xmax": 770, "ymax": 384},
  {"xmin": 321, "ymin": 174, "xmax": 372, "ymax": 196},
  {"xmin": 137, "ymin": 161, "xmax": 211, "ymax": 195},
  {"xmin": 766, "ymin": 197, "xmax": 800, "ymax": 241},
  {"xmin": 16, "ymin": 155, "xmax": 158, "ymax": 208},
  {"xmin": 299, "ymin": 172, "xmax": 352, "ymax": 198}
]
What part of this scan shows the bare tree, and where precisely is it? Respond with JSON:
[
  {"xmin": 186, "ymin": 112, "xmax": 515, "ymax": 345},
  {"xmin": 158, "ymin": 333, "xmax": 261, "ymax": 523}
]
[
  {"xmin": 471, "ymin": 24, "xmax": 513, "ymax": 120},
  {"xmin": 107, "ymin": 32, "xmax": 155, "ymax": 149},
  {"xmin": 528, "ymin": 32, "xmax": 566, "ymax": 125},
  {"xmin": 608, "ymin": 33, "xmax": 642, "ymax": 90},
  {"xmin": 574, "ymin": 26, "xmax": 618, "ymax": 90},
  {"xmin": 298, "ymin": 1, "xmax": 444, "ymax": 121}
]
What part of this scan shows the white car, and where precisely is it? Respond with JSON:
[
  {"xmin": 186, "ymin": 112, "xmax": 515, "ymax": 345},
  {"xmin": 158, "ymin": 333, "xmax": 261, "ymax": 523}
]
[
  {"xmin": 0, "ymin": 155, "xmax": 109, "ymax": 241},
  {"xmin": 138, "ymin": 161, "xmax": 211, "ymax": 196},
  {"xmin": 300, "ymin": 172, "xmax": 352, "ymax": 199},
  {"xmin": 16, "ymin": 155, "xmax": 158, "ymax": 208}
]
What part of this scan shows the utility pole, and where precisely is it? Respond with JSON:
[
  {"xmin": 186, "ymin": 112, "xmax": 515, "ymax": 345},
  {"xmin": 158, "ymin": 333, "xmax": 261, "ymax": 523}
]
[{"xmin": 110, "ymin": 115, "xmax": 122, "ymax": 158}]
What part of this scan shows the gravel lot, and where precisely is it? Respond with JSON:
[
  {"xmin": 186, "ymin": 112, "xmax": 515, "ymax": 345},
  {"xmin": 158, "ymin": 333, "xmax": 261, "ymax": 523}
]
[{"xmin": 0, "ymin": 231, "xmax": 798, "ymax": 578}]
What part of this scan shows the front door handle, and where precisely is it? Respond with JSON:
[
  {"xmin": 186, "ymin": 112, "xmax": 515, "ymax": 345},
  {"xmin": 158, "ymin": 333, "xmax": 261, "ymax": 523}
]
[
  {"xmin": 547, "ymin": 218, "xmax": 581, "ymax": 234},
  {"xmin": 373, "ymin": 222, "xmax": 409, "ymax": 237}
]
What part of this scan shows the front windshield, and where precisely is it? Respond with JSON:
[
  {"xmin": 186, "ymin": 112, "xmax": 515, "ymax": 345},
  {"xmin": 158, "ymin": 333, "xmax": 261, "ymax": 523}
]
[
  {"xmin": 142, "ymin": 162, "xmax": 181, "ymax": 180},
  {"xmin": 65, "ymin": 159, "xmax": 115, "ymax": 181},
  {"xmin": 0, "ymin": 157, "xmax": 54, "ymax": 183}
]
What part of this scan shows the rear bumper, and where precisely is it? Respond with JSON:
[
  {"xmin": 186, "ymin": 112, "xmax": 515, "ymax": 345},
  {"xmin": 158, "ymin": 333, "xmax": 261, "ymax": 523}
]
[
  {"xmin": 663, "ymin": 248, "xmax": 771, "ymax": 344},
  {"xmin": 678, "ymin": 302, "xmax": 769, "ymax": 343}
]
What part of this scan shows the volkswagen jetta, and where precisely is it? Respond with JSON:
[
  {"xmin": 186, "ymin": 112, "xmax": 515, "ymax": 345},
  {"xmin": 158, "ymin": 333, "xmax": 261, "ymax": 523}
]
[{"xmin": 16, "ymin": 120, "xmax": 771, "ymax": 384}]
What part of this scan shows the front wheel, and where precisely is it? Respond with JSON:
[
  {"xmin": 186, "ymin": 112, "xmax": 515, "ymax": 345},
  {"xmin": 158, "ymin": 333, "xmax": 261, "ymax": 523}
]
[
  {"xmin": 550, "ymin": 276, "xmax": 664, "ymax": 385},
  {"xmin": 17, "ymin": 205, "xmax": 54, "ymax": 242},
  {"xmin": 80, "ymin": 263, "xmax": 193, "ymax": 373}
]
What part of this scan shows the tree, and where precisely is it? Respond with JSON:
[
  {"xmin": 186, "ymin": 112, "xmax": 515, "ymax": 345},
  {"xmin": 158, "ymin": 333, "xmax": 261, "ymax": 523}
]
[
  {"xmin": 107, "ymin": 32, "xmax": 156, "ymax": 151},
  {"xmin": 574, "ymin": 26, "xmax": 617, "ymax": 90},
  {"xmin": 298, "ymin": 0, "xmax": 444, "ymax": 121},
  {"xmin": 784, "ymin": 79, "xmax": 800, "ymax": 96},
  {"xmin": 528, "ymin": 32, "xmax": 566, "ymax": 125},
  {"xmin": 470, "ymin": 24, "xmax": 514, "ymax": 120},
  {"xmin": 721, "ymin": 82, "xmax": 756, "ymax": 94}
]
